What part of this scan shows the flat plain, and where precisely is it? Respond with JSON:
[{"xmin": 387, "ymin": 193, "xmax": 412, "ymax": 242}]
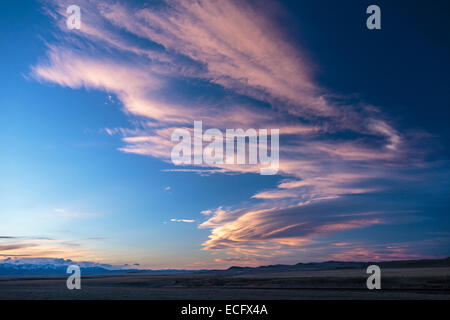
[{"xmin": 0, "ymin": 266, "xmax": 449, "ymax": 299}]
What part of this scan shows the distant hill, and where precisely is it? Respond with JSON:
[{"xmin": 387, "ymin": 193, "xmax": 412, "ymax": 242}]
[
  {"xmin": 0, "ymin": 256, "xmax": 203, "ymax": 277},
  {"xmin": 205, "ymin": 257, "xmax": 450, "ymax": 275},
  {"xmin": 1, "ymin": 257, "xmax": 448, "ymax": 277},
  {"xmin": 0, "ymin": 257, "xmax": 140, "ymax": 277},
  {"xmin": 0, "ymin": 264, "xmax": 124, "ymax": 277}
]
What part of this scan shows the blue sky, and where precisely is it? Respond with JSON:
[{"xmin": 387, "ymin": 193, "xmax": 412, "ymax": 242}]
[{"xmin": 0, "ymin": 0, "xmax": 449, "ymax": 269}]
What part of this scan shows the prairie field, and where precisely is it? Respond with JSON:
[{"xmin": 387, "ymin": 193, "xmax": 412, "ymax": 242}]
[{"xmin": 0, "ymin": 266, "xmax": 449, "ymax": 300}]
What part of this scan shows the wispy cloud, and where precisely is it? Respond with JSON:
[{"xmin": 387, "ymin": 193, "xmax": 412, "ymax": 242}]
[
  {"xmin": 53, "ymin": 208, "xmax": 98, "ymax": 218},
  {"xmin": 0, "ymin": 236, "xmax": 105, "ymax": 261},
  {"xmin": 170, "ymin": 218, "xmax": 195, "ymax": 223},
  {"xmin": 30, "ymin": 0, "xmax": 440, "ymax": 264},
  {"xmin": 199, "ymin": 199, "xmax": 390, "ymax": 251},
  {"xmin": 0, "ymin": 243, "xmax": 39, "ymax": 251}
]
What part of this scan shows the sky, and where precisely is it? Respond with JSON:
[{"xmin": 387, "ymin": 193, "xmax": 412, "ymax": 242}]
[{"xmin": 0, "ymin": 0, "xmax": 449, "ymax": 269}]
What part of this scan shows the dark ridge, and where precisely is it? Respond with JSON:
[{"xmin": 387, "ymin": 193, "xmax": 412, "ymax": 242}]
[{"xmin": 1, "ymin": 257, "xmax": 448, "ymax": 277}]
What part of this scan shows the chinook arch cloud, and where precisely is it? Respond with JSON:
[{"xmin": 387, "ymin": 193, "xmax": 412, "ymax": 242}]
[{"xmin": 171, "ymin": 121, "xmax": 280, "ymax": 175}]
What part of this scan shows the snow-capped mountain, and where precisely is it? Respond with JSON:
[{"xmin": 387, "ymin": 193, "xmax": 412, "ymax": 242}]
[{"xmin": 0, "ymin": 257, "xmax": 137, "ymax": 276}]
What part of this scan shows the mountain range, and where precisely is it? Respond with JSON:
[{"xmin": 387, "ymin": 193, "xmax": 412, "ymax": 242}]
[{"xmin": 1, "ymin": 257, "xmax": 449, "ymax": 277}]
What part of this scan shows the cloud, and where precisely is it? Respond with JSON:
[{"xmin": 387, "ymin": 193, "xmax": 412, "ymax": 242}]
[
  {"xmin": 252, "ymin": 190, "xmax": 300, "ymax": 200},
  {"xmin": 32, "ymin": 47, "xmax": 190, "ymax": 123},
  {"xmin": 0, "ymin": 254, "xmax": 31, "ymax": 257},
  {"xmin": 30, "ymin": 0, "xmax": 440, "ymax": 263},
  {"xmin": 103, "ymin": 0, "xmax": 333, "ymax": 116},
  {"xmin": 53, "ymin": 208, "xmax": 98, "ymax": 218},
  {"xmin": 0, "ymin": 243, "xmax": 39, "ymax": 251},
  {"xmin": 197, "ymin": 194, "xmax": 431, "ymax": 264},
  {"xmin": 199, "ymin": 199, "xmax": 388, "ymax": 250},
  {"xmin": 170, "ymin": 218, "xmax": 196, "ymax": 223},
  {"xmin": 0, "ymin": 236, "xmax": 107, "ymax": 262}
]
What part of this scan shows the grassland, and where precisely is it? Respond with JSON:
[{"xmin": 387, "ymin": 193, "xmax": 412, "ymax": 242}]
[{"xmin": 0, "ymin": 266, "xmax": 449, "ymax": 299}]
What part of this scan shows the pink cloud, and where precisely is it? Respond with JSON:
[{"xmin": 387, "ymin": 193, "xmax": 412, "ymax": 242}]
[{"xmin": 30, "ymin": 0, "xmax": 436, "ymax": 263}]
